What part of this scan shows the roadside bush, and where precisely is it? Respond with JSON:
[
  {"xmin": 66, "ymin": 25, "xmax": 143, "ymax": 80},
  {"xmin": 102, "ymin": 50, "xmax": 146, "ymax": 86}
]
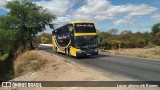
[
  {"xmin": 0, "ymin": 54, "xmax": 14, "ymax": 81},
  {"xmin": 41, "ymin": 37, "xmax": 50, "ymax": 44},
  {"xmin": 98, "ymin": 30, "xmax": 153, "ymax": 49},
  {"xmin": 43, "ymin": 38, "xmax": 49, "ymax": 44},
  {"xmin": 38, "ymin": 33, "xmax": 52, "ymax": 44}
]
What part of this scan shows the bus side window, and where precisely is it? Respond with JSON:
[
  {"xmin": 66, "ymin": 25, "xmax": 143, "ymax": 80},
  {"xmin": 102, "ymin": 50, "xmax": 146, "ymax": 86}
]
[{"xmin": 68, "ymin": 24, "xmax": 75, "ymax": 47}]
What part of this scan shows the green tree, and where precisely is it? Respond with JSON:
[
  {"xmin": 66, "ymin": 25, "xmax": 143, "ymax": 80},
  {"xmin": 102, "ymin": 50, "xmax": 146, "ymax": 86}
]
[
  {"xmin": 142, "ymin": 32, "xmax": 152, "ymax": 46},
  {"xmin": 151, "ymin": 23, "xmax": 160, "ymax": 37},
  {"xmin": 38, "ymin": 32, "xmax": 52, "ymax": 43},
  {"xmin": 156, "ymin": 32, "xmax": 160, "ymax": 45},
  {"xmin": 0, "ymin": 29, "xmax": 21, "ymax": 53},
  {"xmin": 98, "ymin": 31, "xmax": 112, "ymax": 49},
  {"xmin": 151, "ymin": 23, "xmax": 160, "ymax": 45},
  {"xmin": 0, "ymin": 0, "xmax": 56, "ymax": 49}
]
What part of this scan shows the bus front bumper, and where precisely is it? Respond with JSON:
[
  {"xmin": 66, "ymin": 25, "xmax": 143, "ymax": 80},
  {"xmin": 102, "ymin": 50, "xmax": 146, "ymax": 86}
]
[{"xmin": 76, "ymin": 51, "xmax": 98, "ymax": 57}]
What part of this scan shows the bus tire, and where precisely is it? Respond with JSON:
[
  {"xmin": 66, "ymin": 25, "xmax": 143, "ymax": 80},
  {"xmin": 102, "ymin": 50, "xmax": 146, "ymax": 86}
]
[
  {"xmin": 55, "ymin": 47, "xmax": 58, "ymax": 53},
  {"xmin": 65, "ymin": 48, "xmax": 67, "ymax": 55},
  {"xmin": 67, "ymin": 48, "xmax": 71, "ymax": 57}
]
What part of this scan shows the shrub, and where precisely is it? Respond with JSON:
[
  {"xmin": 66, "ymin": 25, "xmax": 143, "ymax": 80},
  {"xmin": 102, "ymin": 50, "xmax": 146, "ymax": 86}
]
[{"xmin": 0, "ymin": 54, "xmax": 12, "ymax": 81}]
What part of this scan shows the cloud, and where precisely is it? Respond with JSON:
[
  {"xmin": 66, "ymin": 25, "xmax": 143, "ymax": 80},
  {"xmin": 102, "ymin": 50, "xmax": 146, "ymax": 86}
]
[
  {"xmin": 72, "ymin": 0, "xmax": 110, "ymax": 21},
  {"xmin": 71, "ymin": 0, "xmax": 157, "ymax": 25},
  {"xmin": 36, "ymin": 0, "xmax": 78, "ymax": 16},
  {"xmin": 113, "ymin": 19, "xmax": 136, "ymax": 25},
  {"xmin": 0, "ymin": 0, "xmax": 6, "ymax": 8},
  {"xmin": 151, "ymin": 14, "xmax": 160, "ymax": 20},
  {"xmin": 36, "ymin": 0, "xmax": 79, "ymax": 25},
  {"xmin": 0, "ymin": 0, "xmax": 158, "ymax": 26},
  {"xmin": 0, "ymin": 0, "xmax": 16, "ymax": 9},
  {"xmin": 53, "ymin": 16, "xmax": 71, "ymax": 26},
  {"xmin": 112, "ymin": 4, "xmax": 156, "ymax": 25}
]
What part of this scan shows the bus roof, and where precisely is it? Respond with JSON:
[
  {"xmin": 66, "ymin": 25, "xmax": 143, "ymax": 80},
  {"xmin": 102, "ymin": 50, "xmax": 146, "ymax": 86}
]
[
  {"xmin": 69, "ymin": 21, "xmax": 93, "ymax": 24},
  {"xmin": 53, "ymin": 21, "xmax": 94, "ymax": 31}
]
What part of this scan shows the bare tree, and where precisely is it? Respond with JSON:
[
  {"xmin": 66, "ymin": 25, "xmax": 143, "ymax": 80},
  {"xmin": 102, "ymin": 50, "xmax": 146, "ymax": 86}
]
[
  {"xmin": 121, "ymin": 30, "xmax": 132, "ymax": 35},
  {"xmin": 108, "ymin": 28, "xmax": 119, "ymax": 35}
]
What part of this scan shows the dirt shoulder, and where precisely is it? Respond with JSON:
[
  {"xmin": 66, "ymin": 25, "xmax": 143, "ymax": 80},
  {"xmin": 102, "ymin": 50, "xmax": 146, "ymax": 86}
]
[
  {"xmin": 13, "ymin": 50, "xmax": 114, "ymax": 81},
  {"xmin": 101, "ymin": 46, "xmax": 160, "ymax": 61},
  {"xmin": 8, "ymin": 50, "xmax": 117, "ymax": 90}
]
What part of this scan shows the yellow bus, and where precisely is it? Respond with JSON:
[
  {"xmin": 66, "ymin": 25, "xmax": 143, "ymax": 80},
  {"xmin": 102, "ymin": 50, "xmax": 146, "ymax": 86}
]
[{"xmin": 52, "ymin": 21, "xmax": 98, "ymax": 57}]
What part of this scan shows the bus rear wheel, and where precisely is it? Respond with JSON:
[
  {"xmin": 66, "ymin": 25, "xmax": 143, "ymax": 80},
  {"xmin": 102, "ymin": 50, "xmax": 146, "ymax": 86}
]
[
  {"xmin": 65, "ymin": 48, "xmax": 67, "ymax": 55},
  {"xmin": 67, "ymin": 48, "xmax": 71, "ymax": 57},
  {"xmin": 55, "ymin": 47, "xmax": 58, "ymax": 53}
]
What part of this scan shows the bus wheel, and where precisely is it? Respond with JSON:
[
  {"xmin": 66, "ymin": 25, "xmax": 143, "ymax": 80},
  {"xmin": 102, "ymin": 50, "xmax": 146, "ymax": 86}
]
[
  {"xmin": 55, "ymin": 47, "xmax": 58, "ymax": 53},
  {"xmin": 65, "ymin": 48, "xmax": 67, "ymax": 55},
  {"xmin": 67, "ymin": 49, "xmax": 71, "ymax": 57}
]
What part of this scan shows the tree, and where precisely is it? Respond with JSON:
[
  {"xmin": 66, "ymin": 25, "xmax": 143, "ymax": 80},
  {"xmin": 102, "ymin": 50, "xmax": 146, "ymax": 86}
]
[
  {"xmin": 38, "ymin": 32, "xmax": 52, "ymax": 43},
  {"xmin": 151, "ymin": 23, "xmax": 160, "ymax": 37},
  {"xmin": 0, "ymin": 0, "xmax": 56, "ymax": 49},
  {"xmin": 142, "ymin": 32, "xmax": 151, "ymax": 45},
  {"xmin": 108, "ymin": 28, "xmax": 119, "ymax": 35},
  {"xmin": 120, "ymin": 30, "xmax": 132, "ymax": 35},
  {"xmin": 156, "ymin": 32, "xmax": 160, "ymax": 45},
  {"xmin": 151, "ymin": 23, "xmax": 160, "ymax": 45},
  {"xmin": 41, "ymin": 37, "xmax": 50, "ymax": 44},
  {"xmin": 0, "ymin": 29, "xmax": 19, "ymax": 53}
]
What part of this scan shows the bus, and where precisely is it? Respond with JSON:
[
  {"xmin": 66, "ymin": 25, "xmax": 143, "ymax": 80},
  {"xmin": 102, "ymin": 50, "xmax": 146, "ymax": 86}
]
[{"xmin": 52, "ymin": 21, "xmax": 98, "ymax": 57}]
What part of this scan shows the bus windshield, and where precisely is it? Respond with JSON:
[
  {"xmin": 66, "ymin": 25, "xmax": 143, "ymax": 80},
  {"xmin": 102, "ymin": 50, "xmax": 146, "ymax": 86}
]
[
  {"xmin": 75, "ymin": 36, "xmax": 98, "ymax": 49},
  {"xmin": 74, "ymin": 23, "xmax": 96, "ymax": 33}
]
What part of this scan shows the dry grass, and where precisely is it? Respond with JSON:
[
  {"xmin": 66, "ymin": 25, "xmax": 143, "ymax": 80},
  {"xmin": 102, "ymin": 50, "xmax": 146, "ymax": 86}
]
[
  {"xmin": 105, "ymin": 46, "xmax": 160, "ymax": 60},
  {"xmin": 14, "ymin": 50, "xmax": 48, "ymax": 77},
  {"xmin": 63, "ymin": 59, "xmax": 71, "ymax": 63}
]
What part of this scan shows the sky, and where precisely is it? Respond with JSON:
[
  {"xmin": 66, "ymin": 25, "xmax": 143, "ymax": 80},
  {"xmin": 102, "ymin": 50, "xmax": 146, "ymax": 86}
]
[{"xmin": 0, "ymin": 0, "xmax": 160, "ymax": 33}]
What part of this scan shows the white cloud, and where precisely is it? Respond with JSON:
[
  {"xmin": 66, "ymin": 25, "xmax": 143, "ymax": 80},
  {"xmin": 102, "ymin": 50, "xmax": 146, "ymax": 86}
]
[
  {"xmin": 36, "ymin": 0, "xmax": 78, "ymax": 16},
  {"xmin": 0, "ymin": 0, "xmax": 158, "ymax": 26},
  {"xmin": 0, "ymin": 0, "xmax": 15, "ymax": 9},
  {"xmin": 113, "ymin": 19, "xmax": 136, "ymax": 25},
  {"xmin": 151, "ymin": 14, "xmax": 160, "ymax": 20},
  {"xmin": 72, "ymin": 0, "xmax": 110, "ymax": 21},
  {"xmin": 53, "ymin": 16, "xmax": 71, "ymax": 25},
  {"xmin": 125, "ymin": 4, "xmax": 157, "ymax": 18},
  {"xmin": 36, "ymin": 0, "xmax": 79, "ymax": 25},
  {"xmin": 71, "ymin": 0, "xmax": 157, "ymax": 25},
  {"xmin": 0, "ymin": 0, "xmax": 6, "ymax": 8}
]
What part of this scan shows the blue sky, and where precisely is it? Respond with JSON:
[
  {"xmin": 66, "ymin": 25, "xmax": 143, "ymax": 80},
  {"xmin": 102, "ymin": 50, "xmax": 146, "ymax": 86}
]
[{"xmin": 0, "ymin": 0, "xmax": 160, "ymax": 33}]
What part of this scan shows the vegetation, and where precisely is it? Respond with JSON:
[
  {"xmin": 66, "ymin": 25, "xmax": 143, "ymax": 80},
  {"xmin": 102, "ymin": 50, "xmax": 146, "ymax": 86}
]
[
  {"xmin": 107, "ymin": 46, "xmax": 160, "ymax": 60},
  {"xmin": 38, "ymin": 32, "xmax": 52, "ymax": 44},
  {"xmin": 14, "ymin": 50, "xmax": 47, "ymax": 77},
  {"xmin": 151, "ymin": 23, "xmax": 160, "ymax": 45},
  {"xmin": 99, "ymin": 24, "xmax": 160, "ymax": 49},
  {"xmin": 0, "ymin": 0, "xmax": 55, "ymax": 80},
  {"xmin": 0, "ymin": 29, "xmax": 20, "ymax": 54},
  {"xmin": 63, "ymin": 59, "xmax": 71, "ymax": 63},
  {"xmin": 0, "ymin": 53, "xmax": 13, "ymax": 80},
  {"xmin": 0, "ymin": 0, "xmax": 55, "ymax": 50}
]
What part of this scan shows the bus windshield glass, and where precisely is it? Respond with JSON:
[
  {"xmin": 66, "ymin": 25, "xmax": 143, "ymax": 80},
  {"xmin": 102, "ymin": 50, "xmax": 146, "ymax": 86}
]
[
  {"xmin": 75, "ymin": 36, "xmax": 98, "ymax": 49},
  {"xmin": 74, "ymin": 23, "xmax": 96, "ymax": 33}
]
